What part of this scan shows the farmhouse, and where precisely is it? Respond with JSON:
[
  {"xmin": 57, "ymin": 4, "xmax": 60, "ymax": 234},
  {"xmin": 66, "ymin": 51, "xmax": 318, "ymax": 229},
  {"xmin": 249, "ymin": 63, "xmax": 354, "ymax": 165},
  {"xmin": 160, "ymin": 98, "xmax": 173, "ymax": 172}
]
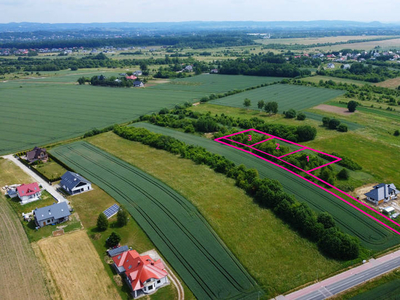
[
  {"xmin": 133, "ymin": 81, "xmax": 144, "ymax": 87},
  {"xmin": 210, "ymin": 68, "xmax": 219, "ymax": 74},
  {"xmin": 133, "ymin": 70, "xmax": 142, "ymax": 76},
  {"xmin": 365, "ymin": 183, "xmax": 399, "ymax": 205},
  {"xmin": 26, "ymin": 146, "xmax": 48, "ymax": 163},
  {"xmin": 184, "ymin": 65, "xmax": 193, "ymax": 72},
  {"xmin": 60, "ymin": 171, "xmax": 92, "ymax": 195},
  {"xmin": 111, "ymin": 248, "xmax": 168, "ymax": 298},
  {"xmin": 126, "ymin": 75, "xmax": 138, "ymax": 80},
  {"xmin": 17, "ymin": 182, "xmax": 41, "ymax": 204},
  {"xmin": 327, "ymin": 63, "xmax": 335, "ymax": 69},
  {"xmin": 33, "ymin": 201, "xmax": 71, "ymax": 228}
]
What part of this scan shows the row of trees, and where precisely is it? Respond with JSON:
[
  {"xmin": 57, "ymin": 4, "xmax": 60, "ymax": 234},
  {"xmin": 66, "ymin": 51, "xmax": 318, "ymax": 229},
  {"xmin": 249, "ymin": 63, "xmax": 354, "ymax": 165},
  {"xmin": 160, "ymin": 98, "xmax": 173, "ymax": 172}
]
[
  {"xmin": 322, "ymin": 117, "xmax": 348, "ymax": 132},
  {"xmin": 113, "ymin": 125, "xmax": 360, "ymax": 260},
  {"xmin": 243, "ymin": 98, "xmax": 279, "ymax": 114}
]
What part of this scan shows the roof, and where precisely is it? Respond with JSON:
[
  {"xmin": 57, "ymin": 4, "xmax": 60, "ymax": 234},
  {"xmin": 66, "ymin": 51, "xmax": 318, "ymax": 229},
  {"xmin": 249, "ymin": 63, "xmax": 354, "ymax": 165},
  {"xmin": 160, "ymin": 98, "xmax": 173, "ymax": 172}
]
[
  {"xmin": 108, "ymin": 245, "xmax": 129, "ymax": 257},
  {"xmin": 61, "ymin": 171, "xmax": 91, "ymax": 191},
  {"xmin": 365, "ymin": 183, "xmax": 399, "ymax": 201},
  {"xmin": 384, "ymin": 207, "xmax": 395, "ymax": 213},
  {"xmin": 125, "ymin": 75, "xmax": 137, "ymax": 80},
  {"xmin": 26, "ymin": 147, "xmax": 47, "ymax": 162},
  {"xmin": 112, "ymin": 250, "xmax": 167, "ymax": 291},
  {"xmin": 133, "ymin": 81, "xmax": 143, "ymax": 85},
  {"xmin": 34, "ymin": 201, "xmax": 70, "ymax": 222},
  {"xmin": 17, "ymin": 182, "xmax": 40, "ymax": 197}
]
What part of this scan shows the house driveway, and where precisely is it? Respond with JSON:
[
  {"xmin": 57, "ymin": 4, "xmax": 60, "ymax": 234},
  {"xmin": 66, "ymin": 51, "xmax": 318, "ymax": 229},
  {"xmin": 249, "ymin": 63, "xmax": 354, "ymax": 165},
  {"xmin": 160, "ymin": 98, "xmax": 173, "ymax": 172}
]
[{"xmin": 3, "ymin": 155, "xmax": 68, "ymax": 204}]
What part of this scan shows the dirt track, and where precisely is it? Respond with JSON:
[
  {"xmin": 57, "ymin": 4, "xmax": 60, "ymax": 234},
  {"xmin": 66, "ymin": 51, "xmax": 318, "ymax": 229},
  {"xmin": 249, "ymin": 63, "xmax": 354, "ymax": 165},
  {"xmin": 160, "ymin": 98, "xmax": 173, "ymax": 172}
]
[
  {"xmin": 313, "ymin": 104, "xmax": 357, "ymax": 116},
  {"xmin": 0, "ymin": 196, "xmax": 49, "ymax": 300}
]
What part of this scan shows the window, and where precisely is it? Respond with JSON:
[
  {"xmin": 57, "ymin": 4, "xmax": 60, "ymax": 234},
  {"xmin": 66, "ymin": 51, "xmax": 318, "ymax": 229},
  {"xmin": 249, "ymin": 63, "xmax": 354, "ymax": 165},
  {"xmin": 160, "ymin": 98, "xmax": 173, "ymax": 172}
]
[
  {"xmin": 157, "ymin": 280, "xmax": 161, "ymax": 284},
  {"xmin": 148, "ymin": 285, "xmax": 153, "ymax": 291}
]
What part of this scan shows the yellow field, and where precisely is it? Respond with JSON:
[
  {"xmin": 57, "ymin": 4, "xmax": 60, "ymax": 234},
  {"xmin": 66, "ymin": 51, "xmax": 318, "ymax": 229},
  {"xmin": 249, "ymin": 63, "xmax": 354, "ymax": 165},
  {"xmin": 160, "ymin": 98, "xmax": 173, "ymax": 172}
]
[
  {"xmin": 315, "ymin": 38, "xmax": 400, "ymax": 51},
  {"xmin": 37, "ymin": 230, "xmax": 121, "ymax": 300},
  {"xmin": 375, "ymin": 77, "xmax": 400, "ymax": 89}
]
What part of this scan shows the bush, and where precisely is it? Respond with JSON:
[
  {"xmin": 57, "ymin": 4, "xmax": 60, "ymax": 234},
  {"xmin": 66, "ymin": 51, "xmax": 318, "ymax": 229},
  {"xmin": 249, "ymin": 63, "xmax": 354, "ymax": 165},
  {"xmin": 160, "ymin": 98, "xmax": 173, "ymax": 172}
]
[
  {"xmin": 337, "ymin": 124, "xmax": 348, "ymax": 132},
  {"xmin": 337, "ymin": 168, "xmax": 350, "ymax": 180},
  {"xmin": 328, "ymin": 118, "xmax": 341, "ymax": 130},
  {"xmin": 106, "ymin": 232, "xmax": 121, "ymax": 248},
  {"xmin": 317, "ymin": 212, "xmax": 336, "ymax": 229},
  {"xmin": 296, "ymin": 112, "xmax": 306, "ymax": 120},
  {"xmin": 284, "ymin": 109, "xmax": 297, "ymax": 119},
  {"xmin": 322, "ymin": 117, "xmax": 330, "ymax": 127},
  {"xmin": 394, "ymin": 130, "xmax": 400, "ymax": 136},
  {"xmin": 97, "ymin": 213, "xmax": 109, "ymax": 231},
  {"xmin": 296, "ymin": 125, "xmax": 317, "ymax": 142},
  {"xmin": 347, "ymin": 100, "xmax": 358, "ymax": 112}
]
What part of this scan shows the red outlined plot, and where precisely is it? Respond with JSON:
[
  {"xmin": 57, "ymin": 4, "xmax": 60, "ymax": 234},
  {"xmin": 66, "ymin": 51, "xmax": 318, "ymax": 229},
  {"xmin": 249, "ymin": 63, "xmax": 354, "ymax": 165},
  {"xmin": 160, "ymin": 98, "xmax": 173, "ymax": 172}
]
[{"xmin": 214, "ymin": 128, "xmax": 400, "ymax": 236}]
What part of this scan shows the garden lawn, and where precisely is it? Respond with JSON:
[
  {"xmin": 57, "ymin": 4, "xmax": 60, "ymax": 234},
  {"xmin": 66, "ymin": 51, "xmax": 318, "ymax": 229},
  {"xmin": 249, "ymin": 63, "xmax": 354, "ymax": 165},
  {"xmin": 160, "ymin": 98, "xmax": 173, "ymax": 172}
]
[
  {"xmin": 51, "ymin": 141, "xmax": 262, "ymax": 300},
  {"xmin": 210, "ymin": 84, "xmax": 345, "ymax": 112}
]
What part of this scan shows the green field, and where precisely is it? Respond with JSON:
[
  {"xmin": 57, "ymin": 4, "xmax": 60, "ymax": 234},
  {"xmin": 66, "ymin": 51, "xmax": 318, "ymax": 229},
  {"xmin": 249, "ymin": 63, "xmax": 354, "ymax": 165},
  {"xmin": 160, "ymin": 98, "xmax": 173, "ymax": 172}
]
[
  {"xmin": 129, "ymin": 123, "xmax": 400, "ymax": 251},
  {"xmin": 50, "ymin": 141, "xmax": 261, "ymax": 300},
  {"xmin": 0, "ymin": 83, "xmax": 205, "ymax": 155},
  {"xmin": 350, "ymin": 279, "xmax": 400, "ymax": 300},
  {"xmin": 209, "ymin": 84, "xmax": 345, "ymax": 112},
  {"xmin": 150, "ymin": 74, "xmax": 284, "ymax": 93}
]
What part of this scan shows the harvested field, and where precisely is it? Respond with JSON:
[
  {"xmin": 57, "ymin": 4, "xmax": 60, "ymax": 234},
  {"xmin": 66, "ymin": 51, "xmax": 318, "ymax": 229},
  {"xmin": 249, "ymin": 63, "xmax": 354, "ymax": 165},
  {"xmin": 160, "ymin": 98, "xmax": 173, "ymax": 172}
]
[
  {"xmin": 51, "ymin": 142, "xmax": 262, "ymax": 299},
  {"xmin": 375, "ymin": 77, "xmax": 400, "ymax": 89},
  {"xmin": 313, "ymin": 104, "xmax": 357, "ymax": 116},
  {"xmin": 0, "ymin": 195, "xmax": 49, "ymax": 300},
  {"xmin": 37, "ymin": 230, "xmax": 120, "ymax": 300}
]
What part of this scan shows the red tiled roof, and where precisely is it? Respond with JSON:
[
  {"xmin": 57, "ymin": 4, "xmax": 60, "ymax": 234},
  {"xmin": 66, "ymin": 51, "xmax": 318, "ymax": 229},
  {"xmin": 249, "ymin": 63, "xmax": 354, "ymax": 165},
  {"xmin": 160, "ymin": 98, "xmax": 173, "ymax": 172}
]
[
  {"xmin": 125, "ymin": 75, "xmax": 137, "ymax": 80},
  {"xmin": 17, "ymin": 182, "xmax": 40, "ymax": 197},
  {"xmin": 112, "ymin": 250, "xmax": 168, "ymax": 291}
]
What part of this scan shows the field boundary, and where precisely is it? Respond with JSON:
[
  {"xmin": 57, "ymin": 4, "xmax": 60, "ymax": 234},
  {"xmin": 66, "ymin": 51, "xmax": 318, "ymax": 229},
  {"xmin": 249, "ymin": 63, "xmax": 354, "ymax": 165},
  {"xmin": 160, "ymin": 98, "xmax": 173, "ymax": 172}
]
[{"xmin": 215, "ymin": 128, "xmax": 400, "ymax": 236}]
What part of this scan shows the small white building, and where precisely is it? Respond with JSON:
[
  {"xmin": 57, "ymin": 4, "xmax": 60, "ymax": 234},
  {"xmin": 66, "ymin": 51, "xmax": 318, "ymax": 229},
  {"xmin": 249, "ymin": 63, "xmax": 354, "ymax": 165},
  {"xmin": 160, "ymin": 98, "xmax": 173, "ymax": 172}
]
[
  {"xmin": 327, "ymin": 63, "xmax": 335, "ymax": 69},
  {"xmin": 60, "ymin": 171, "xmax": 92, "ymax": 195}
]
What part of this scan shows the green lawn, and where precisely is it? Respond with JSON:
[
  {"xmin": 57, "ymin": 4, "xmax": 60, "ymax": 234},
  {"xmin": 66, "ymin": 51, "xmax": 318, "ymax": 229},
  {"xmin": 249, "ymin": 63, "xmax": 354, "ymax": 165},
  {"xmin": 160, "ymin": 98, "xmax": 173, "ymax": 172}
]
[
  {"xmin": 34, "ymin": 160, "xmax": 67, "ymax": 180},
  {"xmin": 128, "ymin": 123, "xmax": 400, "ymax": 252},
  {"xmin": 85, "ymin": 132, "xmax": 343, "ymax": 297},
  {"xmin": 301, "ymin": 75, "xmax": 372, "ymax": 86},
  {"xmin": 51, "ymin": 141, "xmax": 262, "ymax": 300},
  {"xmin": 209, "ymin": 84, "xmax": 345, "ymax": 112}
]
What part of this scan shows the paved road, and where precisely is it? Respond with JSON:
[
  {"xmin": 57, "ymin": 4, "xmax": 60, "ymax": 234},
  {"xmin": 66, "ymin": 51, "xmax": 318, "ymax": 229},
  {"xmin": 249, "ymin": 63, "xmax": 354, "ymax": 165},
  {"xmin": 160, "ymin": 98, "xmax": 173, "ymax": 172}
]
[
  {"xmin": 3, "ymin": 154, "xmax": 68, "ymax": 203},
  {"xmin": 282, "ymin": 249, "xmax": 400, "ymax": 300}
]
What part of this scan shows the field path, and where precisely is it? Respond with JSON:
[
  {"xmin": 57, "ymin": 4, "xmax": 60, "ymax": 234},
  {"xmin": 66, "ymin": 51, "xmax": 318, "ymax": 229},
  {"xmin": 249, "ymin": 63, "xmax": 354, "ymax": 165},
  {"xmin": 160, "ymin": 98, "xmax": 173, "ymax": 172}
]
[{"xmin": 0, "ymin": 195, "xmax": 49, "ymax": 300}]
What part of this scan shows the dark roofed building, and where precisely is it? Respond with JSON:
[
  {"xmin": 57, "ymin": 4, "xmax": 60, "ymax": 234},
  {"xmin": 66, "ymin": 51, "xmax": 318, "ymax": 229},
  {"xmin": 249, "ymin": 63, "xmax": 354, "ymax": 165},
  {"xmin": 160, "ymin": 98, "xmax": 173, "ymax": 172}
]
[
  {"xmin": 365, "ymin": 183, "xmax": 399, "ymax": 205},
  {"xmin": 26, "ymin": 147, "xmax": 48, "ymax": 163},
  {"xmin": 60, "ymin": 171, "xmax": 92, "ymax": 195},
  {"xmin": 133, "ymin": 81, "xmax": 144, "ymax": 87},
  {"xmin": 34, "ymin": 201, "xmax": 71, "ymax": 228}
]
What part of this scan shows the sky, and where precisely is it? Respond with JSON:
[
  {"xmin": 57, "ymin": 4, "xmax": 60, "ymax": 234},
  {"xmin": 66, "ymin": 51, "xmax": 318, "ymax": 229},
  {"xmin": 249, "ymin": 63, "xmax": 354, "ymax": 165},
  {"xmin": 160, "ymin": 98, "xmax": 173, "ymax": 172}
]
[{"xmin": 0, "ymin": 0, "xmax": 397, "ymax": 23}]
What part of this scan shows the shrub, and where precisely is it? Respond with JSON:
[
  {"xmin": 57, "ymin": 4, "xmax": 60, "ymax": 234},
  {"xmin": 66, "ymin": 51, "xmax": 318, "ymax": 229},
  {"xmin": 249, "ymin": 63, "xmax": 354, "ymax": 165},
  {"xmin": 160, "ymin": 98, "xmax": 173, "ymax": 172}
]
[
  {"xmin": 117, "ymin": 208, "xmax": 129, "ymax": 227},
  {"xmin": 347, "ymin": 100, "xmax": 358, "ymax": 112},
  {"xmin": 317, "ymin": 212, "xmax": 336, "ymax": 229},
  {"xmin": 337, "ymin": 124, "xmax": 348, "ymax": 132},
  {"xmin": 394, "ymin": 130, "xmax": 400, "ymax": 136},
  {"xmin": 284, "ymin": 109, "xmax": 297, "ymax": 119},
  {"xmin": 328, "ymin": 118, "xmax": 340, "ymax": 129},
  {"xmin": 97, "ymin": 213, "xmax": 109, "ymax": 231},
  {"xmin": 322, "ymin": 117, "xmax": 330, "ymax": 127},
  {"xmin": 296, "ymin": 125, "xmax": 317, "ymax": 142},
  {"xmin": 296, "ymin": 112, "xmax": 306, "ymax": 120},
  {"xmin": 337, "ymin": 168, "xmax": 350, "ymax": 180}
]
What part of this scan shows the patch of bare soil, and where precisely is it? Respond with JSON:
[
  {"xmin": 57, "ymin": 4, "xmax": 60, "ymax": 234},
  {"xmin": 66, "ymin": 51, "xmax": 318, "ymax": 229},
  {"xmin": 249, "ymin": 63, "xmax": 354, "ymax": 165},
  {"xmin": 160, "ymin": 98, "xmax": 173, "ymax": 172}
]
[
  {"xmin": 313, "ymin": 104, "xmax": 357, "ymax": 116},
  {"xmin": 354, "ymin": 183, "xmax": 378, "ymax": 200}
]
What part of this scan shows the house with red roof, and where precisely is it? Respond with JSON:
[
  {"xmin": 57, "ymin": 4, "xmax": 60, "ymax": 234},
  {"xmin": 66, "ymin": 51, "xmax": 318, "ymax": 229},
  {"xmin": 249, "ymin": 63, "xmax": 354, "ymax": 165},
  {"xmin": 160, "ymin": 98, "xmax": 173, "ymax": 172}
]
[
  {"xmin": 125, "ymin": 75, "xmax": 138, "ymax": 80},
  {"xmin": 17, "ymin": 182, "xmax": 41, "ymax": 204},
  {"xmin": 111, "ymin": 248, "xmax": 168, "ymax": 298}
]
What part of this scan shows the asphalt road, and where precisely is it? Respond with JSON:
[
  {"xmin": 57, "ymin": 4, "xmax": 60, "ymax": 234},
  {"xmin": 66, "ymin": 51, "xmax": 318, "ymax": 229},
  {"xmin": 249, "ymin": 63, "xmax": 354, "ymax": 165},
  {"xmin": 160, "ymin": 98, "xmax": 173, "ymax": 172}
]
[{"xmin": 284, "ymin": 249, "xmax": 400, "ymax": 300}]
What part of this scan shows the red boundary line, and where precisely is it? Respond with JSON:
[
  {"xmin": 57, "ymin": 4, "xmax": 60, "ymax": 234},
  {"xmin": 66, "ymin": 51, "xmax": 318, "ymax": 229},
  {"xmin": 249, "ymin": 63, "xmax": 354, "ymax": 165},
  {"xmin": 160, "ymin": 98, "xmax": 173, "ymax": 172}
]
[{"xmin": 214, "ymin": 129, "xmax": 400, "ymax": 236}]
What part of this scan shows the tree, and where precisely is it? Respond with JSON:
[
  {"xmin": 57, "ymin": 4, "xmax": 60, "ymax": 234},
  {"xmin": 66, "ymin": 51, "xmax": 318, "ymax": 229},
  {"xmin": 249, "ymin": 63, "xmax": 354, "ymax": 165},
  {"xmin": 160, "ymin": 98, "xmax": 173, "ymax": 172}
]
[
  {"xmin": 77, "ymin": 76, "xmax": 85, "ymax": 85},
  {"xmin": 347, "ymin": 100, "xmax": 358, "ymax": 112},
  {"xmin": 394, "ymin": 130, "xmax": 400, "ymax": 136},
  {"xmin": 297, "ymin": 125, "xmax": 317, "ymax": 142},
  {"xmin": 322, "ymin": 117, "xmax": 331, "ymax": 127},
  {"xmin": 97, "ymin": 213, "xmax": 108, "ymax": 231},
  {"xmin": 320, "ymin": 168, "xmax": 335, "ymax": 185},
  {"xmin": 296, "ymin": 112, "xmax": 306, "ymax": 120},
  {"xmin": 284, "ymin": 109, "xmax": 297, "ymax": 119},
  {"xmin": 328, "ymin": 118, "xmax": 341, "ymax": 130},
  {"xmin": 243, "ymin": 98, "xmax": 251, "ymax": 108},
  {"xmin": 337, "ymin": 168, "xmax": 350, "ymax": 180},
  {"xmin": 265, "ymin": 101, "xmax": 278, "ymax": 115},
  {"xmin": 317, "ymin": 212, "xmax": 336, "ymax": 229},
  {"xmin": 337, "ymin": 124, "xmax": 348, "ymax": 132},
  {"xmin": 106, "ymin": 232, "xmax": 121, "ymax": 248},
  {"xmin": 257, "ymin": 100, "xmax": 265, "ymax": 110},
  {"xmin": 117, "ymin": 207, "xmax": 129, "ymax": 227}
]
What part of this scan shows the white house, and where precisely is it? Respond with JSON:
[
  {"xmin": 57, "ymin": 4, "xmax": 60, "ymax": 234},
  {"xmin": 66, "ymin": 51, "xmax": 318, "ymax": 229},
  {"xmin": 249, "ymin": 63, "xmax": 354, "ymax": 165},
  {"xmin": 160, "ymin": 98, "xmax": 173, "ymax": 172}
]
[
  {"xmin": 342, "ymin": 64, "xmax": 351, "ymax": 70},
  {"xmin": 327, "ymin": 63, "xmax": 335, "ymax": 69},
  {"xmin": 111, "ymin": 248, "xmax": 168, "ymax": 298},
  {"xmin": 60, "ymin": 171, "xmax": 92, "ymax": 195},
  {"xmin": 17, "ymin": 182, "xmax": 41, "ymax": 204},
  {"xmin": 133, "ymin": 70, "xmax": 142, "ymax": 76},
  {"xmin": 365, "ymin": 183, "xmax": 399, "ymax": 205}
]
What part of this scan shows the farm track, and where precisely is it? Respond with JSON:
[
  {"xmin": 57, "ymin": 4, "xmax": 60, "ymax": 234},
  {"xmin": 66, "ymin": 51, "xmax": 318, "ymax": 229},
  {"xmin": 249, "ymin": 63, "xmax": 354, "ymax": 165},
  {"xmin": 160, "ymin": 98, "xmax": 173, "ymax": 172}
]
[
  {"xmin": 129, "ymin": 123, "xmax": 400, "ymax": 251},
  {"xmin": 51, "ymin": 142, "xmax": 261, "ymax": 300},
  {"xmin": 0, "ymin": 196, "xmax": 49, "ymax": 300}
]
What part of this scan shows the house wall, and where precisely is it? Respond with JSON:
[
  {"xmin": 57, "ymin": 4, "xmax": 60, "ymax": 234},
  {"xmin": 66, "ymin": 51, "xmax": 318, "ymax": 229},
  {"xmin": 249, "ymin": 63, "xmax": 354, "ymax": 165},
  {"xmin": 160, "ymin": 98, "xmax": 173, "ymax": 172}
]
[
  {"xmin": 71, "ymin": 183, "xmax": 91, "ymax": 194},
  {"xmin": 19, "ymin": 192, "xmax": 41, "ymax": 203}
]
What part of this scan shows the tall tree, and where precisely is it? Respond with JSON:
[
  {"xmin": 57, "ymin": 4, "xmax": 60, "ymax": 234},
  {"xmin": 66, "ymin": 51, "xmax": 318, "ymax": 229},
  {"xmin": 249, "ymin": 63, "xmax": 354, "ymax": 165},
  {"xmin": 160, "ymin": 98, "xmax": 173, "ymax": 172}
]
[
  {"xmin": 96, "ymin": 213, "xmax": 109, "ymax": 231},
  {"xmin": 257, "ymin": 100, "xmax": 265, "ymax": 111},
  {"xmin": 243, "ymin": 98, "xmax": 251, "ymax": 108},
  {"xmin": 117, "ymin": 207, "xmax": 129, "ymax": 227},
  {"xmin": 347, "ymin": 100, "xmax": 358, "ymax": 112}
]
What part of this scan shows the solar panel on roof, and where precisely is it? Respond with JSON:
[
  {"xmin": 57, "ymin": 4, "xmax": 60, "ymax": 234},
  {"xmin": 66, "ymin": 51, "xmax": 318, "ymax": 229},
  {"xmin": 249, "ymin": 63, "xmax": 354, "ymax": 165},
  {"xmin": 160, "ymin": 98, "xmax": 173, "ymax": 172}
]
[{"xmin": 103, "ymin": 204, "xmax": 120, "ymax": 219}]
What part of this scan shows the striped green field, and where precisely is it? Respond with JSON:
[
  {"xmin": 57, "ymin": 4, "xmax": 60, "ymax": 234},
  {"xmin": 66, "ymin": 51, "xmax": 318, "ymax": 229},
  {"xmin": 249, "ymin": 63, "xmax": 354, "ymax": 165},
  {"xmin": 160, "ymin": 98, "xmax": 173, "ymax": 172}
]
[
  {"xmin": 129, "ymin": 123, "xmax": 400, "ymax": 252},
  {"xmin": 0, "ymin": 83, "xmax": 204, "ymax": 155},
  {"xmin": 50, "ymin": 142, "xmax": 261, "ymax": 300},
  {"xmin": 150, "ymin": 74, "xmax": 284, "ymax": 93},
  {"xmin": 210, "ymin": 84, "xmax": 345, "ymax": 112},
  {"xmin": 350, "ymin": 279, "xmax": 400, "ymax": 300}
]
